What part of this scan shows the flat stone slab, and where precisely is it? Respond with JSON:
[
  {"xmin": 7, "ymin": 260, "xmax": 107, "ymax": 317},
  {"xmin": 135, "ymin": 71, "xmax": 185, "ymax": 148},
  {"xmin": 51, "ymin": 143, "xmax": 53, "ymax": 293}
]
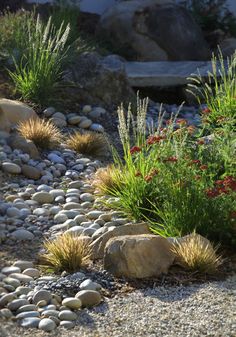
[{"xmin": 125, "ymin": 61, "xmax": 224, "ymax": 87}]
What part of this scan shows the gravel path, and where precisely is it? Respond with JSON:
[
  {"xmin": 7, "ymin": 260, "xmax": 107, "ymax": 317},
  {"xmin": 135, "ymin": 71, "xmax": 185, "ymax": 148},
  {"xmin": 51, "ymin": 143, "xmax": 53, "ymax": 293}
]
[{"xmin": 1, "ymin": 276, "xmax": 235, "ymax": 337}]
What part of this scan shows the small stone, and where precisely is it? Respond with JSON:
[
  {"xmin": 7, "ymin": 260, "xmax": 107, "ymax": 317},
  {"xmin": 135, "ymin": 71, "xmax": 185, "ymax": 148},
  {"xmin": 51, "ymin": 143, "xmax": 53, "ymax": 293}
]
[
  {"xmin": 82, "ymin": 228, "xmax": 96, "ymax": 236},
  {"xmin": 39, "ymin": 318, "xmax": 56, "ymax": 332},
  {"xmin": 63, "ymin": 202, "xmax": 81, "ymax": 210},
  {"xmin": 65, "ymin": 226, "xmax": 84, "ymax": 236},
  {"xmin": 54, "ymin": 213, "xmax": 68, "ymax": 223},
  {"xmin": 8, "ymin": 299, "xmax": 29, "ymax": 311},
  {"xmin": 6, "ymin": 207, "xmax": 21, "ymax": 218},
  {"xmin": 37, "ymin": 300, "xmax": 48, "ymax": 307},
  {"xmin": 68, "ymin": 181, "xmax": 83, "ymax": 189},
  {"xmin": 90, "ymin": 123, "xmax": 104, "ymax": 133},
  {"xmin": 3, "ymin": 277, "xmax": 20, "ymax": 288},
  {"xmin": 2, "ymin": 162, "xmax": 21, "ymax": 174},
  {"xmin": 82, "ymin": 105, "xmax": 92, "ymax": 114},
  {"xmin": 86, "ymin": 211, "xmax": 104, "ymax": 220},
  {"xmin": 48, "ymin": 153, "xmax": 65, "ymax": 164},
  {"xmin": 20, "ymin": 317, "xmax": 40, "ymax": 328},
  {"xmin": 75, "ymin": 290, "xmax": 101, "ymax": 308},
  {"xmin": 17, "ymin": 304, "xmax": 37, "ymax": 313},
  {"xmin": 22, "ymin": 268, "xmax": 40, "ymax": 278},
  {"xmin": 79, "ymin": 119, "xmax": 92, "ymax": 129},
  {"xmin": 21, "ymin": 165, "xmax": 41, "ymax": 180},
  {"xmin": 9, "ymin": 273, "xmax": 33, "ymax": 283},
  {"xmin": 16, "ymin": 311, "xmax": 40, "ymax": 319},
  {"xmin": 13, "ymin": 261, "xmax": 33, "ymax": 270},
  {"xmin": 32, "ymin": 192, "xmax": 54, "ymax": 204},
  {"xmin": 43, "ymin": 107, "xmax": 55, "ymax": 117},
  {"xmin": 80, "ymin": 193, "xmax": 94, "ymax": 202},
  {"xmin": 60, "ymin": 320, "xmax": 75, "ymax": 329},
  {"xmin": 51, "ymin": 117, "xmax": 67, "ymax": 128},
  {"xmin": 41, "ymin": 309, "xmax": 59, "ymax": 318},
  {"xmin": 67, "ymin": 116, "xmax": 82, "ymax": 125},
  {"xmin": 62, "ymin": 298, "xmax": 82, "ymax": 310},
  {"xmin": 53, "ymin": 112, "xmax": 66, "ymax": 120},
  {"xmin": 58, "ymin": 310, "xmax": 77, "ymax": 321},
  {"xmin": 0, "ymin": 293, "xmax": 16, "ymax": 307},
  {"xmin": 0, "ymin": 308, "xmax": 13, "ymax": 318},
  {"xmin": 11, "ymin": 229, "xmax": 34, "ymax": 241},
  {"xmin": 33, "ymin": 290, "xmax": 52, "ymax": 305},
  {"xmin": 1, "ymin": 266, "xmax": 21, "ymax": 275},
  {"xmin": 74, "ymin": 215, "xmax": 87, "ymax": 224},
  {"xmin": 79, "ymin": 279, "xmax": 102, "ymax": 291}
]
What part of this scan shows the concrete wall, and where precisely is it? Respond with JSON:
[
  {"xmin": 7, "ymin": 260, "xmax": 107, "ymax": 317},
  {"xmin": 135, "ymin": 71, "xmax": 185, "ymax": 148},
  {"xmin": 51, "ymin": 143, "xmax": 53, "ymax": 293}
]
[{"xmin": 26, "ymin": 0, "xmax": 236, "ymax": 17}]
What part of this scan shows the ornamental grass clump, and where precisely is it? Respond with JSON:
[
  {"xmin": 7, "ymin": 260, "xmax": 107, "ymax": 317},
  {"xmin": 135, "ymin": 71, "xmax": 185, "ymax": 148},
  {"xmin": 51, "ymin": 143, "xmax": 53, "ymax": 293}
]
[
  {"xmin": 40, "ymin": 233, "xmax": 91, "ymax": 273},
  {"xmin": 187, "ymin": 49, "xmax": 236, "ymax": 129},
  {"xmin": 171, "ymin": 233, "xmax": 222, "ymax": 274},
  {"xmin": 104, "ymin": 94, "xmax": 236, "ymax": 246},
  {"xmin": 66, "ymin": 131, "xmax": 108, "ymax": 156},
  {"xmin": 8, "ymin": 15, "xmax": 70, "ymax": 104},
  {"xmin": 18, "ymin": 118, "xmax": 63, "ymax": 149},
  {"xmin": 93, "ymin": 165, "xmax": 124, "ymax": 195}
]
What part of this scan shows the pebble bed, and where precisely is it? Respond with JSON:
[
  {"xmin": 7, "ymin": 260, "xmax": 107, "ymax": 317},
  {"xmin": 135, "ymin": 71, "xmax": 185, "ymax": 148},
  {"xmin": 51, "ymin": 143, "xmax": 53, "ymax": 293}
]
[{"xmin": 0, "ymin": 102, "xmax": 235, "ymax": 335}]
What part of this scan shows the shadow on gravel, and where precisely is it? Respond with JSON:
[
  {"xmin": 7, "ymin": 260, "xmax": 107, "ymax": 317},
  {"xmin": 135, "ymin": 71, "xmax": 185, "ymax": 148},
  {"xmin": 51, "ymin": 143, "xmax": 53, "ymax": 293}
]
[{"xmin": 77, "ymin": 302, "xmax": 109, "ymax": 328}]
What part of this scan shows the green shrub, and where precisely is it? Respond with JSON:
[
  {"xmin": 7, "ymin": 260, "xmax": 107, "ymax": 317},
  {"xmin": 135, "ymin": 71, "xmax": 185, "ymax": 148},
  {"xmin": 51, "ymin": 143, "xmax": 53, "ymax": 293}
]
[
  {"xmin": 8, "ymin": 15, "xmax": 70, "ymax": 104},
  {"xmin": 188, "ymin": 50, "xmax": 236, "ymax": 130},
  {"xmin": 103, "ymin": 95, "xmax": 236, "ymax": 246}
]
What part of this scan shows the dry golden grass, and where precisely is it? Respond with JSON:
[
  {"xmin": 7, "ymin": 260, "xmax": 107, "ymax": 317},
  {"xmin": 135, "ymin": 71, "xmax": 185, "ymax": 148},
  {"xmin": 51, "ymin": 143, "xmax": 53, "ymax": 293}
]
[
  {"xmin": 171, "ymin": 232, "xmax": 222, "ymax": 274},
  {"xmin": 93, "ymin": 165, "xmax": 123, "ymax": 195},
  {"xmin": 40, "ymin": 233, "xmax": 91, "ymax": 273},
  {"xmin": 66, "ymin": 131, "xmax": 108, "ymax": 156},
  {"xmin": 18, "ymin": 118, "xmax": 62, "ymax": 149}
]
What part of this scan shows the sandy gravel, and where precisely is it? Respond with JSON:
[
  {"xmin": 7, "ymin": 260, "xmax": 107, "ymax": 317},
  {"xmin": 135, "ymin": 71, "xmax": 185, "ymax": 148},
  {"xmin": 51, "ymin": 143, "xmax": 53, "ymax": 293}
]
[{"xmin": 1, "ymin": 275, "xmax": 235, "ymax": 337}]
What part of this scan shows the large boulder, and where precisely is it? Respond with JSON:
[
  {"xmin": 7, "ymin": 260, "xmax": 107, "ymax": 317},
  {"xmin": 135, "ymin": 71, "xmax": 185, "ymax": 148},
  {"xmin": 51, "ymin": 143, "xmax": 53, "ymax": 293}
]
[
  {"xmin": 62, "ymin": 52, "xmax": 135, "ymax": 108},
  {"xmin": 0, "ymin": 99, "xmax": 37, "ymax": 132},
  {"xmin": 104, "ymin": 234, "xmax": 175, "ymax": 278},
  {"xmin": 90, "ymin": 222, "xmax": 151, "ymax": 260},
  {"xmin": 97, "ymin": 0, "xmax": 210, "ymax": 61}
]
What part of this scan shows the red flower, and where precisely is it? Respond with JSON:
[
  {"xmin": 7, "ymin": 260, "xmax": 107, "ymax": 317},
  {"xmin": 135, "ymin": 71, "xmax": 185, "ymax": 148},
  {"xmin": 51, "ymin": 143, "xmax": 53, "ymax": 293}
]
[
  {"xmin": 150, "ymin": 168, "xmax": 159, "ymax": 176},
  {"xmin": 130, "ymin": 146, "xmax": 142, "ymax": 155},
  {"xmin": 147, "ymin": 135, "xmax": 164, "ymax": 145},
  {"xmin": 197, "ymin": 139, "xmax": 205, "ymax": 145},
  {"xmin": 187, "ymin": 125, "xmax": 196, "ymax": 134},
  {"xmin": 144, "ymin": 175, "xmax": 152, "ymax": 182},
  {"xmin": 229, "ymin": 211, "xmax": 236, "ymax": 219},
  {"xmin": 176, "ymin": 119, "xmax": 187, "ymax": 126},
  {"xmin": 202, "ymin": 107, "xmax": 211, "ymax": 114},
  {"xmin": 199, "ymin": 165, "xmax": 208, "ymax": 171},
  {"xmin": 163, "ymin": 156, "xmax": 178, "ymax": 163},
  {"xmin": 135, "ymin": 171, "xmax": 142, "ymax": 177},
  {"xmin": 189, "ymin": 159, "xmax": 201, "ymax": 166},
  {"xmin": 205, "ymin": 188, "xmax": 219, "ymax": 198}
]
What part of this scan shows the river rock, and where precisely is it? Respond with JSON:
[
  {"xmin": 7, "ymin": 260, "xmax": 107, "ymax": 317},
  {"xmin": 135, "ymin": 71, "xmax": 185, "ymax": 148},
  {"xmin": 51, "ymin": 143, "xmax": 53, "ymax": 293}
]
[{"xmin": 75, "ymin": 290, "xmax": 101, "ymax": 307}]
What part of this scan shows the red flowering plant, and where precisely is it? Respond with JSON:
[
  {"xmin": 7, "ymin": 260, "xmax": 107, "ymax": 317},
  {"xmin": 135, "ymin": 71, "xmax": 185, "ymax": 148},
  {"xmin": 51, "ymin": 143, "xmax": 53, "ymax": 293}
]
[{"xmin": 102, "ymin": 95, "xmax": 236, "ymax": 246}]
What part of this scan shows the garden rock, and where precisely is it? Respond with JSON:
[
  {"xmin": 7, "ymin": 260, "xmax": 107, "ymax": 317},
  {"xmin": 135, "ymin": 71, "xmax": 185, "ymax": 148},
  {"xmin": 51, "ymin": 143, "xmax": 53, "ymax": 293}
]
[
  {"xmin": 38, "ymin": 318, "xmax": 56, "ymax": 332},
  {"xmin": 11, "ymin": 229, "xmax": 34, "ymax": 241},
  {"xmin": 104, "ymin": 234, "xmax": 175, "ymax": 278},
  {"xmin": 21, "ymin": 165, "xmax": 41, "ymax": 180},
  {"xmin": 20, "ymin": 317, "xmax": 40, "ymax": 328},
  {"xmin": 63, "ymin": 52, "xmax": 135, "ymax": 107},
  {"xmin": 32, "ymin": 290, "xmax": 52, "ymax": 305},
  {"xmin": 7, "ymin": 134, "xmax": 40, "ymax": 159},
  {"xmin": 90, "ymin": 222, "xmax": 151, "ymax": 259},
  {"xmin": 32, "ymin": 192, "xmax": 54, "ymax": 204},
  {"xmin": 58, "ymin": 310, "xmax": 77, "ymax": 321},
  {"xmin": 97, "ymin": 0, "xmax": 210, "ymax": 61},
  {"xmin": 62, "ymin": 297, "xmax": 82, "ymax": 310},
  {"xmin": 0, "ymin": 99, "xmax": 37, "ymax": 132},
  {"xmin": 75, "ymin": 290, "xmax": 102, "ymax": 307},
  {"xmin": 2, "ymin": 162, "xmax": 21, "ymax": 174}
]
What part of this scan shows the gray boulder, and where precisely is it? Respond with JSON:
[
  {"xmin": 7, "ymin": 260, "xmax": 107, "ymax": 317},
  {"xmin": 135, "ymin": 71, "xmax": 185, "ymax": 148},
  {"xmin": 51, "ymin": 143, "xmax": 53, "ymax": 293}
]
[
  {"xmin": 97, "ymin": 0, "xmax": 210, "ymax": 61},
  {"xmin": 63, "ymin": 52, "xmax": 135, "ymax": 107}
]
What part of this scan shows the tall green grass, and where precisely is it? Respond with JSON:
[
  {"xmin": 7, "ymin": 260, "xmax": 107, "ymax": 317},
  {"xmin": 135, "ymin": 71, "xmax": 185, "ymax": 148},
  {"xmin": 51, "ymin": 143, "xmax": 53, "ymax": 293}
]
[
  {"xmin": 187, "ymin": 50, "xmax": 236, "ymax": 129},
  {"xmin": 8, "ymin": 15, "xmax": 70, "ymax": 104}
]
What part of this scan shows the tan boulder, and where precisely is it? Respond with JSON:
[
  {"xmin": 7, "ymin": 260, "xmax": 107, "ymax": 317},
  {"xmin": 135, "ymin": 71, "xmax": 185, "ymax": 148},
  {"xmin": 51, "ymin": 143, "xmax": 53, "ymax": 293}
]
[
  {"xmin": 104, "ymin": 234, "xmax": 175, "ymax": 278},
  {"xmin": 0, "ymin": 99, "xmax": 37, "ymax": 132},
  {"xmin": 7, "ymin": 134, "xmax": 40, "ymax": 159},
  {"xmin": 90, "ymin": 222, "xmax": 151, "ymax": 260}
]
